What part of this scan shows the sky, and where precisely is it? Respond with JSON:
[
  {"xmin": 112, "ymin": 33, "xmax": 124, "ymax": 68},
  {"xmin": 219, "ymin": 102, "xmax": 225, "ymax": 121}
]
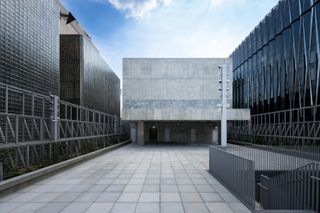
[{"xmin": 60, "ymin": 0, "xmax": 279, "ymax": 80}]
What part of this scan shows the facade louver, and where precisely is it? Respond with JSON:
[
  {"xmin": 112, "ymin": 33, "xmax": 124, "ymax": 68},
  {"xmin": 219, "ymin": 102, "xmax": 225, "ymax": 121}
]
[{"xmin": 231, "ymin": 0, "xmax": 320, "ymax": 145}]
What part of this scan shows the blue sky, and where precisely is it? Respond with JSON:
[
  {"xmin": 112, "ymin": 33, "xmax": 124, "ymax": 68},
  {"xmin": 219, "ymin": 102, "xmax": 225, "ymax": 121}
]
[{"xmin": 60, "ymin": 0, "xmax": 279, "ymax": 79}]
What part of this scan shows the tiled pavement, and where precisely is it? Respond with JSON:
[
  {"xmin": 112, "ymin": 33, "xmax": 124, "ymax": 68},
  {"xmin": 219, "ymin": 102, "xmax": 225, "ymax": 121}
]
[{"xmin": 0, "ymin": 144, "xmax": 251, "ymax": 213}]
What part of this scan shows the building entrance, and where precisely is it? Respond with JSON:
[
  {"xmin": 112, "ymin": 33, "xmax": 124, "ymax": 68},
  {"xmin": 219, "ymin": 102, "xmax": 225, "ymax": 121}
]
[{"xmin": 149, "ymin": 127, "xmax": 158, "ymax": 141}]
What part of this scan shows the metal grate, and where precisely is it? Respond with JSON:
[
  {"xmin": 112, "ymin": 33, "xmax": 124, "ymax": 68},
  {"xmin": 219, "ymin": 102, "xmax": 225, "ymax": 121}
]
[{"xmin": 0, "ymin": 0, "xmax": 60, "ymax": 96}]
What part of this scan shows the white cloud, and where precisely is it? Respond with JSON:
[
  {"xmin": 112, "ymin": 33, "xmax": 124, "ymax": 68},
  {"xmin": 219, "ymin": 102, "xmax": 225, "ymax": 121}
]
[
  {"xmin": 92, "ymin": 0, "xmax": 278, "ymax": 80},
  {"xmin": 107, "ymin": 0, "xmax": 172, "ymax": 18},
  {"xmin": 210, "ymin": 0, "xmax": 247, "ymax": 8}
]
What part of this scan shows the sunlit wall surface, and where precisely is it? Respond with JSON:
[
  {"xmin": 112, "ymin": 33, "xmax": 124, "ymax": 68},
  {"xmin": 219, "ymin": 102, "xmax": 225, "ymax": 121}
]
[
  {"xmin": 231, "ymin": 0, "xmax": 320, "ymax": 116},
  {"xmin": 0, "ymin": 0, "xmax": 60, "ymax": 95},
  {"xmin": 60, "ymin": 35, "xmax": 120, "ymax": 116}
]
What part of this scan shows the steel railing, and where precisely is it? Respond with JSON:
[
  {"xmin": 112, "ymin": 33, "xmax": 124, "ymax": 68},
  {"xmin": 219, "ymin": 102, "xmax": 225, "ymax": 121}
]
[
  {"xmin": 209, "ymin": 144, "xmax": 320, "ymax": 212},
  {"xmin": 230, "ymin": 141, "xmax": 320, "ymax": 162},
  {"xmin": 0, "ymin": 83, "xmax": 129, "ymax": 181},
  {"xmin": 209, "ymin": 146, "xmax": 256, "ymax": 211},
  {"xmin": 224, "ymin": 143, "xmax": 319, "ymax": 172},
  {"xmin": 260, "ymin": 163, "xmax": 320, "ymax": 213},
  {"xmin": 0, "ymin": 83, "xmax": 121, "ymax": 145}
]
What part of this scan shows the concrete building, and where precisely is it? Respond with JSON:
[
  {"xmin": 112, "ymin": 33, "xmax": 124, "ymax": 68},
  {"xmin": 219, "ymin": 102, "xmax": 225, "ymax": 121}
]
[
  {"xmin": 58, "ymin": 3, "xmax": 120, "ymax": 116},
  {"xmin": 122, "ymin": 58, "xmax": 250, "ymax": 145}
]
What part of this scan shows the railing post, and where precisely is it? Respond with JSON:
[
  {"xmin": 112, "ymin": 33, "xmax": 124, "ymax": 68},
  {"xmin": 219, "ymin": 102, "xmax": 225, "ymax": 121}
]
[
  {"xmin": 0, "ymin": 163, "xmax": 3, "ymax": 181},
  {"xmin": 114, "ymin": 115, "xmax": 118, "ymax": 135},
  {"xmin": 50, "ymin": 95, "xmax": 59, "ymax": 141},
  {"xmin": 15, "ymin": 116, "xmax": 19, "ymax": 144}
]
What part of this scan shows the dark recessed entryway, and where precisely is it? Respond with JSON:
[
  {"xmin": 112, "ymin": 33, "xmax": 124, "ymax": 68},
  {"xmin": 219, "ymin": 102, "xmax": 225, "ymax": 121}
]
[{"xmin": 149, "ymin": 127, "xmax": 158, "ymax": 141}]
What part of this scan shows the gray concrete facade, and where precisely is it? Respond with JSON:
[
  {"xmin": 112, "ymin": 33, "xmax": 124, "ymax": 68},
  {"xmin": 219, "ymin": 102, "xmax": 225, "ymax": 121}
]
[{"xmin": 122, "ymin": 58, "xmax": 250, "ymax": 144}]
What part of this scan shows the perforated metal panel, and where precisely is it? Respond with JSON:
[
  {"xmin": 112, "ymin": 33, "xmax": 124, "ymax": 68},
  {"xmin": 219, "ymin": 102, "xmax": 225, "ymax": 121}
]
[
  {"xmin": 0, "ymin": 0, "xmax": 60, "ymax": 96},
  {"xmin": 60, "ymin": 35, "xmax": 120, "ymax": 116}
]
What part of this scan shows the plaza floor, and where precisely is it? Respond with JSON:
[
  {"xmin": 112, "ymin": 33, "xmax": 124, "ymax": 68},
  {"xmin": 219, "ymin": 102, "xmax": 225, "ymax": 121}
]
[{"xmin": 0, "ymin": 144, "xmax": 251, "ymax": 213}]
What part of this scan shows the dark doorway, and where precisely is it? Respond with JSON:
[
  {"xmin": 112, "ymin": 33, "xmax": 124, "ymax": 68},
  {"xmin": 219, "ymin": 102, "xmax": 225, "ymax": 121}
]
[{"xmin": 149, "ymin": 127, "xmax": 158, "ymax": 141}]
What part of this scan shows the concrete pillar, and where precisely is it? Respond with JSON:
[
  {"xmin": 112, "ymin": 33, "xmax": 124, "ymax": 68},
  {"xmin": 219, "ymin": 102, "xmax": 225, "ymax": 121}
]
[
  {"xmin": 164, "ymin": 128, "xmax": 170, "ymax": 142},
  {"xmin": 137, "ymin": 121, "xmax": 144, "ymax": 145},
  {"xmin": 212, "ymin": 129, "xmax": 219, "ymax": 144},
  {"xmin": 130, "ymin": 122, "xmax": 137, "ymax": 144},
  {"xmin": 191, "ymin": 128, "xmax": 196, "ymax": 143},
  {"xmin": 220, "ymin": 64, "xmax": 228, "ymax": 147}
]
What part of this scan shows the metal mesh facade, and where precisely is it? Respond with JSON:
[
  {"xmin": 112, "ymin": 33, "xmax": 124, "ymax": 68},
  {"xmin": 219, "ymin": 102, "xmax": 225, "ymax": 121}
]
[
  {"xmin": 0, "ymin": 0, "xmax": 60, "ymax": 96},
  {"xmin": 60, "ymin": 35, "xmax": 120, "ymax": 116},
  {"xmin": 60, "ymin": 35, "xmax": 81, "ymax": 105},
  {"xmin": 232, "ymin": 0, "xmax": 320, "ymax": 115},
  {"xmin": 230, "ymin": 0, "xmax": 320, "ymax": 145}
]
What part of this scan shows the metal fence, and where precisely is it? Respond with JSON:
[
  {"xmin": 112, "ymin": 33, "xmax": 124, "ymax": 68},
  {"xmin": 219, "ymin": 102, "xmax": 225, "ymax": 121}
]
[
  {"xmin": 0, "ymin": 83, "xmax": 129, "ymax": 180},
  {"xmin": 209, "ymin": 144, "xmax": 320, "ymax": 212},
  {"xmin": 229, "ymin": 141, "xmax": 320, "ymax": 162},
  {"xmin": 209, "ymin": 146, "xmax": 256, "ymax": 211},
  {"xmin": 260, "ymin": 163, "xmax": 320, "ymax": 213},
  {"xmin": 225, "ymin": 143, "xmax": 319, "ymax": 172},
  {"xmin": 0, "ymin": 83, "xmax": 121, "ymax": 145},
  {"xmin": 229, "ymin": 105, "xmax": 320, "ymax": 146}
]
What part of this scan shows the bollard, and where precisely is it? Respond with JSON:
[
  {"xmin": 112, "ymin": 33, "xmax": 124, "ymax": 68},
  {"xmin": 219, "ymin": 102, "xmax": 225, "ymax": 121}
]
[{"xmin": 0, "ymin": 163, "xmax": 3, "ymax": 182}]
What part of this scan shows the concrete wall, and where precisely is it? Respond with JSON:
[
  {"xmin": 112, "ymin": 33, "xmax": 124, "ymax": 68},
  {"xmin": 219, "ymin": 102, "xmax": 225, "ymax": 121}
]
[{"xmin": 123, "ymin": 58, "xmax": 233, "ymax": 121}]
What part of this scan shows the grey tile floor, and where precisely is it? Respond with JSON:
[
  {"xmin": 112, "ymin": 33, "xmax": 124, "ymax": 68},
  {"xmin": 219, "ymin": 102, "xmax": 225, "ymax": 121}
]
[{"xmin": 0, "ymin": 144, "xmax": 251, "ymax": 213}]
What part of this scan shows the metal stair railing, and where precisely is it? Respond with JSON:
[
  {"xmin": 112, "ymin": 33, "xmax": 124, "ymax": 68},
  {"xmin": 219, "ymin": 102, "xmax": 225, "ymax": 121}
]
[{"xmin": 260, "ymin": 162, "xmax": 320, "ymax": 212}]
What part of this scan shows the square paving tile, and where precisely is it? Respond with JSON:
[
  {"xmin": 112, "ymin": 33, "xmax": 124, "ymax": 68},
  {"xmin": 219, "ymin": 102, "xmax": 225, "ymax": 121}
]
[
  {"xmin": 35, "ymin": 203, "xmax": 69, "ymax": 213},
  {"xmin": 160, "ymin": 193, "xmax": 181, "ymax": 202},
  {"xmin": 139, "ymin": 192, "xmax": 160, "ymax": 202},
  {"xmin": 85, "ymin": 203, "xmax": 114, "ymax": 213},
  {"xmin": 60, "ymin": 203, "xmax": 91, "ymax": 213},
  {"xmin": 136, "ymin": 202, "xmax": 160, "ymax": 213},
  {"xmin": 0, "ymin": 203, "xmax": 23, "ymax": 213},
  {"xmin": 110, "ymin": 202, "xmax": 137, "ymax": 213},
  {"xmin": 161, "ymin": 184, "xmax": 179, "ymax": 192},
  {"xmin": 105, "ymin": 184, "xmax": 126, "ymax": 192},
  {"xmin": 74, "ymin": 192, "xmax": 101, "ymax": 203},
  {"xmin": 143, "ymin": 184, "xmax": 160, "ymax": 192},
  {"xmin": 96, "ymin": 192, "xmax": 121, "ymax": 202},
  {"xmin": 118, "ymin": 192, "xmax": 140, "ymax": 202},
  {"xmin": 178, "ymin": 184, "xmax": 197, "ymax": 192},
  {"xmin": 52, "ymin": 192, "xmax": 81, "ymax": 203},
  {"xmin": 0, "ymin": 145, "xmax": 251, "ymax": 213},
  {"xmin": 200, "ymin": 193, "xmax": 223, "ymax": 202},
  {"xmin": 10, "ymin": 203, "xmax": 46, "ymax": 213},
  {"xmin": 183, "ymin": 203, "xmax": 210, "ymax": 213},
  {"xmin": 160, "ymin": 202, "xmax": 184, "ymax": 213},
  {"xmin": 180, "ymin": 192, "xmax": 202, "ymax": 202},
  {"xmin": 205, "ymin": 202, "xmax": 234, "ymax": 213}
]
